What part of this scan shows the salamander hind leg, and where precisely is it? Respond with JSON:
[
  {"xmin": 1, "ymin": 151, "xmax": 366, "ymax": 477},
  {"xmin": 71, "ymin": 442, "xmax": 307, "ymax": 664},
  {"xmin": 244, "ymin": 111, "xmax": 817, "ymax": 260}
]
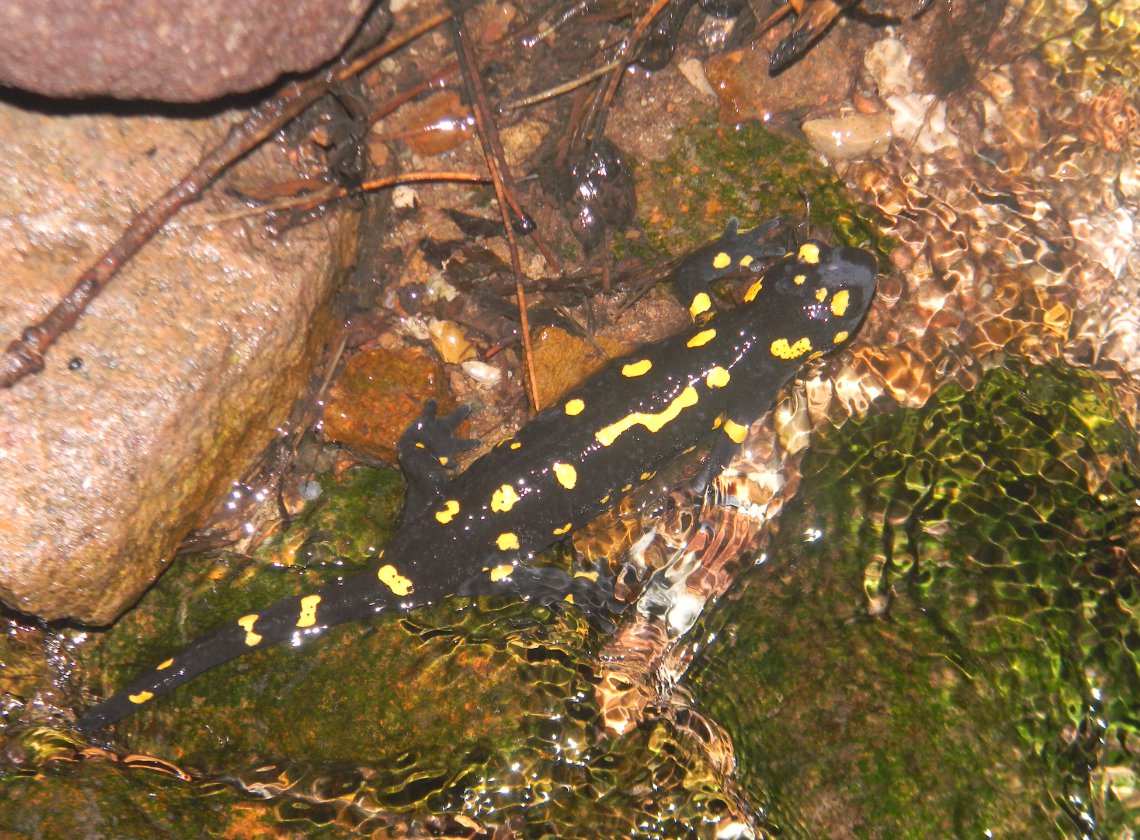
[
  {"xmin": 398, "ymin": 400, "xmax": 480, "ymax": 516},
  {"xmin": 688, "ymin": 394, "xmax": 771, "ymax": 499},
  {"xmin": 457, "ymin": 557, "xmax": 623, "ymax": 632}
]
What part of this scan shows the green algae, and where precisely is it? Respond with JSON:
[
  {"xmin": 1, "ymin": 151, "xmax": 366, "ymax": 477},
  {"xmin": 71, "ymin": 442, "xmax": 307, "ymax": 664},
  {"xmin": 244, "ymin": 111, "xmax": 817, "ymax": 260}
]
[
  {"xmin": 1026, "ymin": 0, "xmax": 1140, "ymax": 93},
  {"xmin": 696, "ymin": 361, "xmax": 1140, "ymax": 836}
]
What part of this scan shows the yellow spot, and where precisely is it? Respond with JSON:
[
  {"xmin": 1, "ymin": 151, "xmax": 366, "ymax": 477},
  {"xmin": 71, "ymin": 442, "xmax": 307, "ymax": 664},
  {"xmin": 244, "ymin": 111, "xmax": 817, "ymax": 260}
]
[
  {"xmin": 640, "ymin": 471, "xmax": 654, "ymax": 481},
  {"xmin": 237, "ymin": 614, "xmax": 263, "ymax": 646},
  {"xmin": 599, "ymin": 494, "xmax": 610, "ymax": 505},
  {"xmin": 622, "ymin": 359, "xmax": 653, "ymax": 378},
  {"xmin": 724, "ymin": 419, "xmax": 750, "ymax": 444},
  {"xmin": 712, "ymin": 413, "xmax": 724, "ymax": 429},
  {"xmin": 438, "ymin": 456, "xmax": 449, "ymax": 466},
  {"xmin": 831, "ymin": 289, "xmax": 850, "ymax": 317},
  {"xmin": 834, "ymin": 330, "xmax": 850, "ymax": 344},
  {"xmin": 686, "ymin": 328, "xmax": 716, "ymax": 348},
  {"xmin": 622, "ymin": 483, "xmax": 633, "ymax": 493},
  {"xmin": 510, "ymin": 441, "xmax": 522, "ymax": 450},
  {"xmin": 564, "ymin": 594, "xmax": 575, "ymax": 604},
  {"xmin": 377, "ymin": 564, "xmax": 414, "ymax": 596},
  {"xmin": 574, "ymin": 569, "xmax": 599, "ymax": 581},
  {"xmin": 595, "ymin": 386, "xmax": 699, "ymax": 447},
  {"xmin": 739, "ymin": 254, "xmax": 754, "ymax": 267},
  {"xmin": 297, "ymin": 594, "xmax": 321, "ymax": 628},
  {"xmin": 435, "ymin": 499, "xmax": 460, "ymax": 523},
  {"xmin": 553, "ymin": 522, "xmax": 573, "ymax": 535},
  {"xmin": 157, "ymin": 659, "xmax": 174, "ymax": 670},
  {"xmin": 496, "ymin": 532, "xmax": 521, "ymax": 551},
  {"xmin": 744, "ymin": 278, "xmax": 763, "ymax": 302},
  {"xmin": 565, "ymin": 398, "xmax": 585, "ymax": 416},
  {"xmin": 415, "ymin": 441, "xmax": 425, "ymax": 449},
  {"xmin": 771, "ymin": 337, "xmax": 813, "ymax": 360},
  {"xmin": 491, "ymin": 484, "xmax": 520, "ymax": 512},
  {"xmin": 794, "ymin": 274, "xmax": 807, "ymax": 286},
  {"xmin": 815, "ymin": 287, "xmax": 827, "ymax": 302},
  {"xmin": 712, "ymin": 251, "xmax": 731, "ymax": 269},
  {"xmin": 798, "ymin": 243, "xmax": 820, "ymax": 264},
  {"xmin": 688, "ymin": 292, "xmax": 712, "ymax": 320},
  {"xmin": 489, "ymin": 564, "xmax": 514, "ymax": 582},
  {"xmin": 705, "ymin": 365, "xmax": 730, "ymax": 388},
  {"xmin": 129, "ymin": 691, "xmax": 154, "ymax": 705},
  {"xmin": 552, "ymin": 462, "xmax": 577, "ymax": 489}
]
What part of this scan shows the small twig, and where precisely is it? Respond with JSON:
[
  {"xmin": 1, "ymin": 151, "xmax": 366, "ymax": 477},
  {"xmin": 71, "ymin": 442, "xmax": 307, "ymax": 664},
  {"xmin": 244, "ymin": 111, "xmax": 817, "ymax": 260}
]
[
  {"xmin": 197, "ymin": 171, "xmax": 490, "ymax": 224},
  {"xmin": 366, "ymin": 59, "xmax": 460, "ymax": 125},
  {"xmin": 581, "ymin": 0, "xmax": 673, "ymax": 143},
  {"xmin": 498, "ymin": 59, "xmax": 623, "ymax": 113},
  {"xmin": 0, "ymin": 10, "xmax": 453, "ymax": 389},
  {"xmin": 369, "ymin": 117, "xmax": 474, "ymax": 147},
  {"xmin": 750, "ymin": 0, "xmax": 802, "ymax": 35},
  {"xmin": 447, "ymin": 12, "xmax": 562, "ymax": 277},
  {"xmin": 447, "ymin": 0, "xmax": 546, "ymax": 410}
]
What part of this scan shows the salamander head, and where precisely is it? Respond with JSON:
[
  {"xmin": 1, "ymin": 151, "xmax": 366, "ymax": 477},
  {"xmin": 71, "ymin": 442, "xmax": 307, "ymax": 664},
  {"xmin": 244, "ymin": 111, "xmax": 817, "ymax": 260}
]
[{"xmin": 745, "ymin": 240, "xmax": 878, "ymax": 361}]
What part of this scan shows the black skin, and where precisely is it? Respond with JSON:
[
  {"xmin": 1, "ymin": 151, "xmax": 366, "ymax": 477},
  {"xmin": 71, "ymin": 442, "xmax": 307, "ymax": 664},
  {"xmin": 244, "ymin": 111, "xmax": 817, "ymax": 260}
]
[{"xmin": 76, "ymin": 222, "xmax": 877, "ymax": 731}]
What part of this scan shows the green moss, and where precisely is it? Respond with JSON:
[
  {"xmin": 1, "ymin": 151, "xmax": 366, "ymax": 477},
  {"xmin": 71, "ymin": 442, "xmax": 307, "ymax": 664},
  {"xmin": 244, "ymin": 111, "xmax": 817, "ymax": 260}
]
[
  {"xmin": 620, "ymin": 120, "xmax": 893, "ymax": 267},
  {"xmin": 252, "ymin": 464, "xmax": 406, "ymax": 567}
]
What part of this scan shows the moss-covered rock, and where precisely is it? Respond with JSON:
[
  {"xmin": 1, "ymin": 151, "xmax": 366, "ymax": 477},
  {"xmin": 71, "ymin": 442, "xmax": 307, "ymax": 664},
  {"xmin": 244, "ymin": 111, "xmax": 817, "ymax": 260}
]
[{"xmin": 698, "ymin": 361, "xmax": 1139, "ymax": 836}]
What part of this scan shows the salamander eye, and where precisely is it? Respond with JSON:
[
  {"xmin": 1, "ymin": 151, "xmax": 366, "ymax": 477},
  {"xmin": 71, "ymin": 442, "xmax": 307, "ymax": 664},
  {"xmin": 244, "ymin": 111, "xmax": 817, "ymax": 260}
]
[{"xmin": 830, "ymin": 247, "xmax": 878, "ymax": 293}]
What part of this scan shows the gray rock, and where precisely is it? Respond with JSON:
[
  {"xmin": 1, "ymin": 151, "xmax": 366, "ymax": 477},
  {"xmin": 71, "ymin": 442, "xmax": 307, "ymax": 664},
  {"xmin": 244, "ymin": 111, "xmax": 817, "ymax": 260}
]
[
  {"xmin": 0, "ymin": 0, "xmax": 372, "ymax": 102},
  {"xmin": 0, "ymin": 101, "xmax": 356, "ymax": 624}
]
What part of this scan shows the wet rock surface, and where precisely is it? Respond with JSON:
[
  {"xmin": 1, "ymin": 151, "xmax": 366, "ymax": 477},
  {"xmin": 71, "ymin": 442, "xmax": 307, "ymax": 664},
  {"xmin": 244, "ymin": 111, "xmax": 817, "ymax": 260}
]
[
  {"xmin": 0, "ymin": 102, "xmax": 356, "ymax": 623},
  {"xmin": 0, "ymin": 0, "xmax": 372, "ymax": 102}
]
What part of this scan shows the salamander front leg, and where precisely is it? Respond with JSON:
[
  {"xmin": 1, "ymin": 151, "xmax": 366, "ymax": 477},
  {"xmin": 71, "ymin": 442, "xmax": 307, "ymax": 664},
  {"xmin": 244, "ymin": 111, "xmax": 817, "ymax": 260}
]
[{"xmin": 397, "ymin": 400, "xmax": 480, "ymax": 516}]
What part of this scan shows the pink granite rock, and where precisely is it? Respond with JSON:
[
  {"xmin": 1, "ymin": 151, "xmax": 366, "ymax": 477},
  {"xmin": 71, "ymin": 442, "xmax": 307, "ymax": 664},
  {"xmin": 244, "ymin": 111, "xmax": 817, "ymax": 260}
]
[
  {"xmin": 0, "ymin": 0, "xmax": 372, "ymax": 102},
  {"xmin": 0, "ymin": 102, "xmax": 356, "ymax": 624}
]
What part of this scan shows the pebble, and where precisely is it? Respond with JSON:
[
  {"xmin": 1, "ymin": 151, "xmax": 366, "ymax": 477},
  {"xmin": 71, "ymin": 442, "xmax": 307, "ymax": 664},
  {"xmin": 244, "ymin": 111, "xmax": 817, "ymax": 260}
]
[
  {"xmin": 428, "ymin": 318, "xmax": 476, "ymax": 364},
  {"xmin": 802, "ymin": 112, "xmax": 893, "ymax": 160}
]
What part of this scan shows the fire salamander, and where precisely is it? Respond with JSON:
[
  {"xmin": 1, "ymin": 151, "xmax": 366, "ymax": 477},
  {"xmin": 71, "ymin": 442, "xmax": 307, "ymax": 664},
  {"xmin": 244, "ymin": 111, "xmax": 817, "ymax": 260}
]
[{"xmin": 76, "ymin": 220, "xmax": 877, "ymax": 731}]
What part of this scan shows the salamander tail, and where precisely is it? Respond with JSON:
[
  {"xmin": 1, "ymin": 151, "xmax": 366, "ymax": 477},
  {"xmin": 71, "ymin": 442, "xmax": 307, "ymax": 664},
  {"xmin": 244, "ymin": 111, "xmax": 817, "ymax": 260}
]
[{"xmin": 76, "ymin": 572, "xmax": 402, "ymax": 731}]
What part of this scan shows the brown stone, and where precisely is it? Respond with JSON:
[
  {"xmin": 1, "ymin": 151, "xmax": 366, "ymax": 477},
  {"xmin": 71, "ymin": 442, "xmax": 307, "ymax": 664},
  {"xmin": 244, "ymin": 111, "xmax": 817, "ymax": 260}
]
[
  {"xmin": 0, "ymin": 0, "xmax": 372, "ymax": 102},
  {"xmin": 704, "ymin": 20, "xmax": 862, "ymax": 125},
  {"xmin": 0, "ymin": 101, "xmax": 357, "ymax": 624},
  {"xmin": 322, "ymin": 347, "xmax": 455, "ymax": 464}
]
